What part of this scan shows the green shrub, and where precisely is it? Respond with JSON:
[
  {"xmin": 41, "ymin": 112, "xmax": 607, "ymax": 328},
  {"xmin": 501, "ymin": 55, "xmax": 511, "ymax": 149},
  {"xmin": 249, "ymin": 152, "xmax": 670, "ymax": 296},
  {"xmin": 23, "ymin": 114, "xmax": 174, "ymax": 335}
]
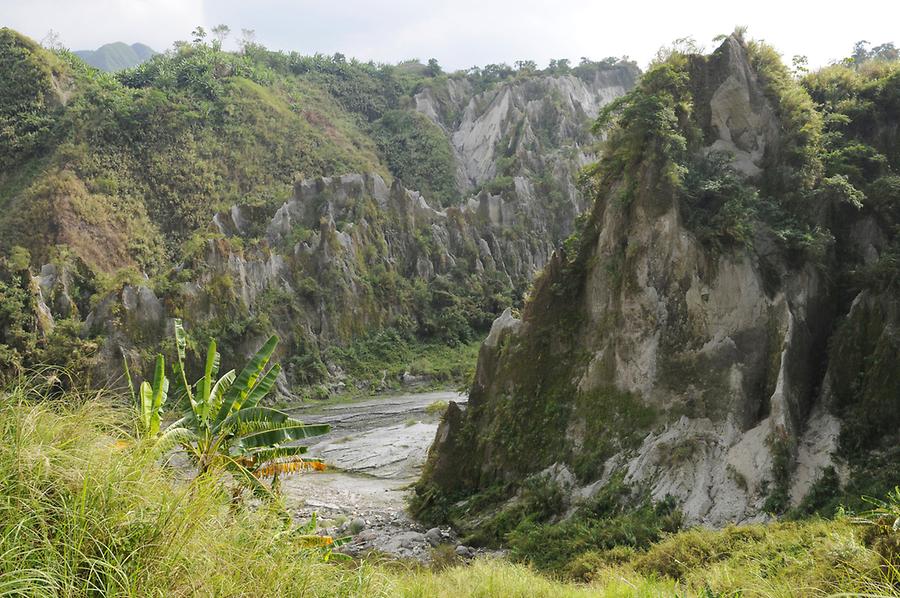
[
  {"xmin": 680, "ymin": 152, "xmax": 759, "ymax": 250},
  {"xmin": 763, "ymin": 435, "xmax": 793, "ymax": 514},
  {"xmin": 791, "ymin": 466, "xmax": 843, "ymax": 517},
  {"xmin": 506, "ymin": 480, "xmax": 682, "ymax": 575},
  {"xmin": 373, "ymin": 110, "xmax": 460, "ymax": 206},
  {"xmin": 632, "ymin": 519, "xmax": 883, "ymax": 593},
  {"xmin": 0, "ymin": 272, "xmax": 39, "ymax": 376},
  {"xmin": 424, "ymin": 400, "xmax": 449, "ymax": 416},
  {"xmin": 481, "ymin": 175, "xmax": 515, "ymax": 196}
]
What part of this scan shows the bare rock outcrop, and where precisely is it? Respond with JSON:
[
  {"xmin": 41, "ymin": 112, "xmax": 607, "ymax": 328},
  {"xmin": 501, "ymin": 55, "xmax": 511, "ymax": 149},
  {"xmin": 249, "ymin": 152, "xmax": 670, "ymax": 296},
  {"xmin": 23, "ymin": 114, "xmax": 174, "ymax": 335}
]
[{"xmin": 417, "ymin": 35, "xmax": 897, "ymax": 527}]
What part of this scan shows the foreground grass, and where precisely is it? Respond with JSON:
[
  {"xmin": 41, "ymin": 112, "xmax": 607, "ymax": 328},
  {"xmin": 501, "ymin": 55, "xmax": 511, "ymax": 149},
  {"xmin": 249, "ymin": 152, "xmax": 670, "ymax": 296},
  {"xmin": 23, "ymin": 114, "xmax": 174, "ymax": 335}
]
[
  {"xmin": 0, "ymin": 381, "xmax": 644, "ymax": 597},
  {"xmin": 0, "ymin": 383, "xmax": 380, "ymax": 596},
  {"xmin": 0, "ymin": 380, "xmax": 898, "ymax": 597}
]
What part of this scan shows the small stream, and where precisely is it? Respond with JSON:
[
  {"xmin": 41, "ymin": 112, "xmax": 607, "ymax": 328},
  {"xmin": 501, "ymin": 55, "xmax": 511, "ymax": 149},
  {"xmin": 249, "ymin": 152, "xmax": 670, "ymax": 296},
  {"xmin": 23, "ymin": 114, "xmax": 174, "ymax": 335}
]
[{"xmin": 279, "ymin": 391, "xmax": 467, "ymax": 559}]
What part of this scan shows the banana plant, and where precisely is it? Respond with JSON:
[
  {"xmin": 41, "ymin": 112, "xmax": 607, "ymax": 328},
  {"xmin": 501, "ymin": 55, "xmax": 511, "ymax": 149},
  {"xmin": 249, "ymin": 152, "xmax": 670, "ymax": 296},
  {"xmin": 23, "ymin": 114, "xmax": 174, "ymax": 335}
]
[
  {"xmin": 152, "ymin": 320, "xmax": 330, "ymax": 498},
  {"xmin": 125, "ymin": 353, "xmax": 168, "ymax": 439}
]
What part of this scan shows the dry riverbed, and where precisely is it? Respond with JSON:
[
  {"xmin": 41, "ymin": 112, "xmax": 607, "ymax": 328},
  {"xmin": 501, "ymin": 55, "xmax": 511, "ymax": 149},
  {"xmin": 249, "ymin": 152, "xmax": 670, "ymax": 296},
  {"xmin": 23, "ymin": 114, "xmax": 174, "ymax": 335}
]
[{"xmin": 281, "ymin": 391, "xmax": 472, "ymax": 560}]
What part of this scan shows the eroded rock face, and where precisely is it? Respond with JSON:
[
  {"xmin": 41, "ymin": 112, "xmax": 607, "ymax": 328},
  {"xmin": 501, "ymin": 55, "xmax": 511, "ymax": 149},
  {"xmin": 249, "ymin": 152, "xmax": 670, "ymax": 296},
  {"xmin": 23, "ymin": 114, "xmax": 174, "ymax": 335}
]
[
  {"xmin": 414, "ymin": 64, "xmax": 639, "ymax": 242},
  {"xmin": 418, "ymin": 36, "xmax": 895, "ymax": 527},
  {"xmin": 416, "ymin": 68, "xmax": 637, "ymax": 191},
  {"xmin": 698, "ymin": 37, "xmax": 780, "ymax": 177},
  {"xmin": 86, "ymin": 166, "xmax": 601, "ymax": 390},
  {"xmin": 210, "ymin": 173, "xmax": 563, "ymax": 336},
  {"xmin": 45, "ymin": 63, "xmax": 638, "ymax": 391},
  {"xmin": 567, "ymin": 201, "xmax": 834, "ymax": 523}
]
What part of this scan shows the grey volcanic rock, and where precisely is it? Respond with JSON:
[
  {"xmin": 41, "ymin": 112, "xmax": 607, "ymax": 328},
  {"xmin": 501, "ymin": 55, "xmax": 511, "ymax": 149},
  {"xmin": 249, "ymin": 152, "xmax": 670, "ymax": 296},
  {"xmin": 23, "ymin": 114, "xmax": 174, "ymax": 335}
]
[
  {"xmin": 425, "ymin": 527, "xmax": 443, "ymax": 547},
  {"xmin": 484, "ymin": 307, "xmax": 522, "ymax": 348},
  {"xmin": 700, "ymin": 37, "xmax": 780, "ymax": 177},
  {"xmin": 412, "ymin": 64, "xmax": 639, "ymax": 256},
  {"xmin": 415, "ymin": 67, "xmax": 638, "ymax": 192},
  {"xmin": 37, "ymin": 264, "xmax": 77, "ymax": 320},
  {"xmin": 418, "ymin": 36, "xmax": 898, "ymax": 527}
]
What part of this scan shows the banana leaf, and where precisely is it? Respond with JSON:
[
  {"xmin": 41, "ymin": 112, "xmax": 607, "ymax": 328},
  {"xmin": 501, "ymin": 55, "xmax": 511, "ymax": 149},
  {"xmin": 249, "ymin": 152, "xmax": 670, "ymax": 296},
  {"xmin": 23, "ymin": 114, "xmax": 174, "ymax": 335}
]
[
  {"xmin": 152, "ymin": 426, "xmax": 198, "ymax": 458},
  {"xmin": 172, "ymin": 319, "xmax": 194, "ymax": 408},
  {"xmin": 223, "ymin": 456, "xmax": 273, "ymax": 500},
  {"xmin": 215, "ymin": 405, "xmax": 296, "ymax": 434},
  {"xmin": 195, "ymin": 339, "xmax": 219, "ymax": 424},
  {"xmin": 239, "ymin": 423, "xmax": 331, "ymax": 449},
  {"xmin": 150, "ymin": 355, "xmax": 168, "ymax": 436},
  {"xmin": 242, "ymin": 445, "xmax": 309, "ymax": 463},
  {"xmin": 214, "ymin": 335, "xmax": 278, "ymax": 423},
  {"xmin": 241, "ymin": 364, "xmax": 281, "ymax": 410}
]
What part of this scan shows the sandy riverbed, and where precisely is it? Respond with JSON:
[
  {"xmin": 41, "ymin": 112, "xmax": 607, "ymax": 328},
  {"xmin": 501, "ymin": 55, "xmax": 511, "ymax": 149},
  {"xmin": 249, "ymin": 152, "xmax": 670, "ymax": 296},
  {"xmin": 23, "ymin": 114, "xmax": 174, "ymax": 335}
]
[{"xmin": 280, "ymin": 391, "xmax": 467, "ymax": 559}]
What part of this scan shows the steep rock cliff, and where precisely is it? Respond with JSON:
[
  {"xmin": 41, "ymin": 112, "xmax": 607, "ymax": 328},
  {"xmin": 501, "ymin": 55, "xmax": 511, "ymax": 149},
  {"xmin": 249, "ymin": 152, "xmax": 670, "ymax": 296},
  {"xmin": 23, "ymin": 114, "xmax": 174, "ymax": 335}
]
[
  {"xmin": 80, "ymin": 169, "xmax": 590, "ymax": 393},
  {"xmin": 417, "ymin": 36, "xmax": 900, "ymax": 526},
  {"xmin": 415, "ymin": 65, "xmax": 638, "ymax": 241},
  {"xmin": 416, "ymin": 68, "xmax": 637, "ymax": 190}
]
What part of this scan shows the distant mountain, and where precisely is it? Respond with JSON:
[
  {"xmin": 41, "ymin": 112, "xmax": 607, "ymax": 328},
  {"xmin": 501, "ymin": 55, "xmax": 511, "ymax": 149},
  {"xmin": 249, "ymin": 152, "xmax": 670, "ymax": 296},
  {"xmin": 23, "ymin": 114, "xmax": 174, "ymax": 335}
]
[{"xmin": 74, "ymin": 42, "xmax": 155, "ymax": 71}]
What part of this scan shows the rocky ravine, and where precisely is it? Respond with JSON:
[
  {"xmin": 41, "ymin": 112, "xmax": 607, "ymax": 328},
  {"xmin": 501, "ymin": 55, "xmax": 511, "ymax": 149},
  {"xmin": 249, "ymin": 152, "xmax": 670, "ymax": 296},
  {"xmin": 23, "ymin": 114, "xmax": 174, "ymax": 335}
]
[
  {"xmin": 418, "ymin": 36, "xmax": 900, "ymax": 526},
  {"xmin": 282, "ymin": 392, "xmax": 469, "ymax": 560},
  {"xmin": 80, "ymin": 171, "xmax": 585, "ymax": 389},
  {"xmin": 26, "ymin": 65, "xmax": 638, "ymax": 392}
]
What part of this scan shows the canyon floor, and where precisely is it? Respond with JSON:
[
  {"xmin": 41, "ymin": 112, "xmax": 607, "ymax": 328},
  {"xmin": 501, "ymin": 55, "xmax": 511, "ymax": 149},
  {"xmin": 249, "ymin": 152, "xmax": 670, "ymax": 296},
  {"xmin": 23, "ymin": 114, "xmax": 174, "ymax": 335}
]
[{"xmin": 282, "ymin": 391, "xmax": 468, "ymax": 560}]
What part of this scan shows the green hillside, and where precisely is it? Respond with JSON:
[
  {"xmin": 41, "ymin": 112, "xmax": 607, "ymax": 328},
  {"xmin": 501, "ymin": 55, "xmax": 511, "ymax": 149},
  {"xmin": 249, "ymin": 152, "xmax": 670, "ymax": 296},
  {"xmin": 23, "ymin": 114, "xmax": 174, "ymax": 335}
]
[
  {"xmin": 1, "ymin": 28, "xmax": 389, "ymax": 268},
  {"xmin": 0, "ymin": 27, "xmax": 635, "ymax": 393}
]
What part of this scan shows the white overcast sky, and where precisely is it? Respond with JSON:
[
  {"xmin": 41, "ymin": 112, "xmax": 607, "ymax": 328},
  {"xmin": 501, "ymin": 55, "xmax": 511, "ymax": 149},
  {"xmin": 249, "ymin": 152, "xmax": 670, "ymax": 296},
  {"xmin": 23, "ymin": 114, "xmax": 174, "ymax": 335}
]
[{"xmin": 2, "ymin": 0, "xmax": 898, "ymax": 70}]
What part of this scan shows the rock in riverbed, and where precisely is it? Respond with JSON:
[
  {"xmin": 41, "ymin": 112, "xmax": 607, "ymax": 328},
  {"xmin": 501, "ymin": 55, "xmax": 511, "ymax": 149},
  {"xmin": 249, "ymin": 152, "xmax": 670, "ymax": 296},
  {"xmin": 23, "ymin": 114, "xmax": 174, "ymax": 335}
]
[
  {"xmin": 425, "ymin": 527, "xmax": 443, "ymax": 547},
  {"xmin": 455, "ymin": 545, "xmax": 474, "ymax": 558}
]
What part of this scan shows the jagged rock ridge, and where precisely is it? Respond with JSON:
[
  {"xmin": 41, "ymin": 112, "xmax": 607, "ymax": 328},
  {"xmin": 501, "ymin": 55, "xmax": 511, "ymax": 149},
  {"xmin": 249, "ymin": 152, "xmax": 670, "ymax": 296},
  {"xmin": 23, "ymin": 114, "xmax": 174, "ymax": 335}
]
[
  {"xmin": 418, "ymin": 36, "xmax": 899, "ymax": 526},
  {"xmin": 38, "ymin": 169, "xmax": 607, "ymax": 392},
  {"xmin": 416, "ymin": 68, "xmax": 637, "ymax": 191}
]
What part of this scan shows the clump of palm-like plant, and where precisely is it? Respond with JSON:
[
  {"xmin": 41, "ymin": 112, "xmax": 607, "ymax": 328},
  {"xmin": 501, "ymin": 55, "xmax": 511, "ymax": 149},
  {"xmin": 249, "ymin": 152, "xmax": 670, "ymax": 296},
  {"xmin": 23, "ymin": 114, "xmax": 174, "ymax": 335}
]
[
  {"xmin": 132, "ymin": 320, "xmax": 329, "ymax": 498},
  {"xmin": 125, "ymin": 353, "xmax": 168, "ymax": 439},
  {"xmin": 855, "ymin": 487, "xmax": 900, "ymax": 587}
]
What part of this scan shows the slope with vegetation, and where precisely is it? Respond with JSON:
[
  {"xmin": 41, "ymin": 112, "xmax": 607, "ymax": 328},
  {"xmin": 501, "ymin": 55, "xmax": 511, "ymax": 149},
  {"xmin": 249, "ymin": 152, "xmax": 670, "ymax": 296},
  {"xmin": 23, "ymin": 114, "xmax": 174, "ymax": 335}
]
[
  {"xmin": 0, "ymin": 27, "xmax": 637, "ymax": 397},
  {"xmin": 416, "ymin": 31, "xmax": 900, "ymax": 576}
]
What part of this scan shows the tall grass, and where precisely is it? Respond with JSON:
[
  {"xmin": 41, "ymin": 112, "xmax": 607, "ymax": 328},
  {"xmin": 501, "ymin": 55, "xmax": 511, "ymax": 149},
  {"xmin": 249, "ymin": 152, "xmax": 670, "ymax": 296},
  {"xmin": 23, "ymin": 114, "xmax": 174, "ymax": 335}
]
[
  {"xmin": 0, "ymin": 379, "xmax": 387, "ymax": 597},
  {"xmin": 0, "ymin": 377, "xmax": 898, "ymax": 597},
  {"xmin": 0, "ymin": 380, "xmax": 666, "ymax": 597}
]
